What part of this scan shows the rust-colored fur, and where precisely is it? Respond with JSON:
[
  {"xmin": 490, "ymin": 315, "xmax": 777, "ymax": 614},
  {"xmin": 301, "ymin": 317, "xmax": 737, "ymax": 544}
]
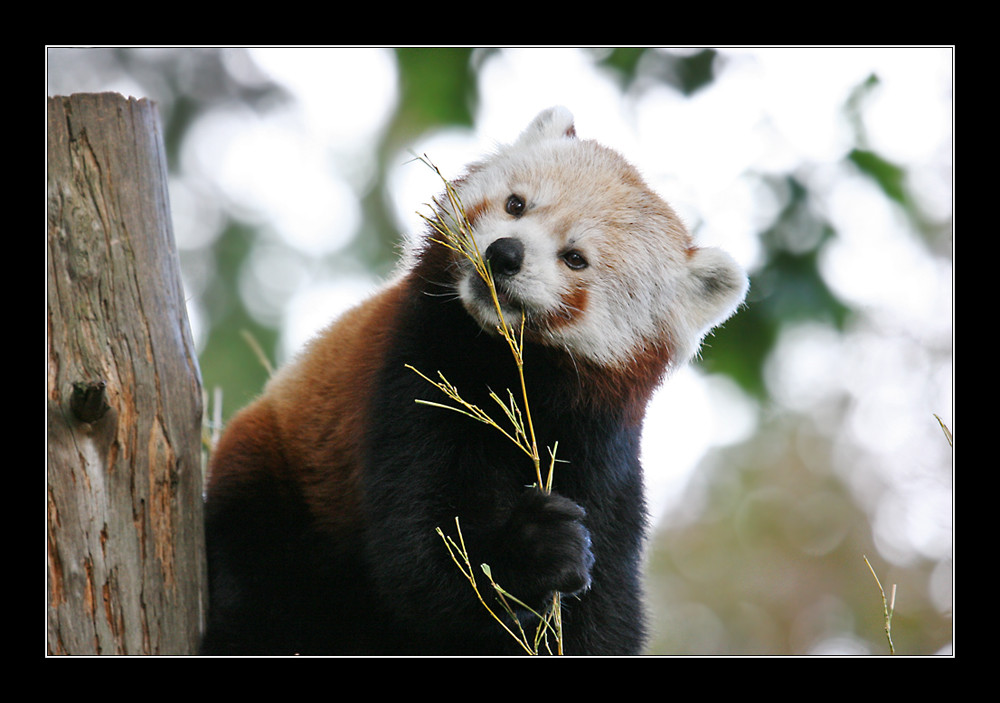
[
  {"xmin": 200, "ymin": 107, "xmax": 747, "ymax": 655},
  {"xmin": 208, "ymin": 283, "xmax": 407, "ymax": 535}
]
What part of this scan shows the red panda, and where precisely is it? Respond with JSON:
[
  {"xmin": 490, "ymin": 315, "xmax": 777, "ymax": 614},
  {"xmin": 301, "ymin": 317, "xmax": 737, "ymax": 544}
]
[{"xmin": 200, "ymin": 107, "xmax": 748, "ymax": 655}]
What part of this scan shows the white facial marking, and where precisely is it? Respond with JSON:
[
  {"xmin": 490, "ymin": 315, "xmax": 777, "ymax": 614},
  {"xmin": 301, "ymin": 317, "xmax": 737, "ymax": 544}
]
[{"xmin": 443, "ymin": 107, "xmax": 748, "ymax": 372}]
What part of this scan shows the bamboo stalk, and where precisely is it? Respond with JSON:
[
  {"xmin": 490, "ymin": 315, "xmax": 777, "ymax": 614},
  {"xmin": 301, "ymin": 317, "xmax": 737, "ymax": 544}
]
[{"xmin": 414, "ymin": 155, "xmax": 564, "ymax": 653}]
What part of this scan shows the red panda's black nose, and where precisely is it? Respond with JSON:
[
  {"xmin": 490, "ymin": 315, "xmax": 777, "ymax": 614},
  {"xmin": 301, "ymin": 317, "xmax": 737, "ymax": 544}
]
[{"xmin": 485, "ymin": 237, "xmax": 524, "ymax": 278}]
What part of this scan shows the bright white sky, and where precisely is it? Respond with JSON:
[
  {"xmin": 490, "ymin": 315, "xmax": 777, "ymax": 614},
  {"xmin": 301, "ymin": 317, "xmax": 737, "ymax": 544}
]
[{"xmin": 52, "ymin": 47, "xmax": 953, "ymax": 573}]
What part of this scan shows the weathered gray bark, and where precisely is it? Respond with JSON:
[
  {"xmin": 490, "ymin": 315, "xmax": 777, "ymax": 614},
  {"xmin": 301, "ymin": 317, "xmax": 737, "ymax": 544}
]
[{"xmin": 47, "ymin": 93, "xmax": 205, "ymax": 655}]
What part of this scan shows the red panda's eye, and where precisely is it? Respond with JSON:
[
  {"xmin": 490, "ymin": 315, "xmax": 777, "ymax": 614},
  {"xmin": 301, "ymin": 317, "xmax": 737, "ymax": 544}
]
[
  {"xmin": 505, "ymin": 194, "xmax": 526, "ymax": 218},
  {"xmin": 562, "ymin": 250, "xmax": 588, "ymax": 270}
]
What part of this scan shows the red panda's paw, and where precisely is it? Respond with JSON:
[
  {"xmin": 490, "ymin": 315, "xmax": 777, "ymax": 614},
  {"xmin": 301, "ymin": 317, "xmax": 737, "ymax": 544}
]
[{"xmin": 507, "ymin": 489, "xmax": 595, "ymax": 598}]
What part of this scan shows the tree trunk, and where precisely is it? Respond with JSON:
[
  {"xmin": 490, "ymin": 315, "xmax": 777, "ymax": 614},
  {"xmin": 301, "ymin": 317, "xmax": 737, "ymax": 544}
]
[{"xmin": 47, "ymin": 93, "xmax": 205, "ymax": 655}]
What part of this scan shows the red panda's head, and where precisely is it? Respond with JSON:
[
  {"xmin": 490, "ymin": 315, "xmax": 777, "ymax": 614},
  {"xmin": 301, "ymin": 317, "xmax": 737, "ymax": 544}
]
[{"xmin": 437, "ymin": 107, "xmax": 747, "ymax": 375}]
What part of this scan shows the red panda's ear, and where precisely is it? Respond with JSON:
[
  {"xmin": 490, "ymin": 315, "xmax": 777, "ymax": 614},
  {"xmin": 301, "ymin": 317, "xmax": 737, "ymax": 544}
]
[
  {"xmin": 673, "ymin": 246, "xmax": 749, "ymax": 358},
  {"xmin": 516, "ymin": 106, "xmax": 577, "ymax": 146}
]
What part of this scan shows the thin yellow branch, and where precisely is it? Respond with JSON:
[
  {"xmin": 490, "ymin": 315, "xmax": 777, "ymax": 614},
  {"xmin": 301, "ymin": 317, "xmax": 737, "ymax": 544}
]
[
  {"xmin": 933, "ymin": 414, "xmax": 953, "ymax": 447},
  {"xmin": 436, "ymin": 520, "xmax": 536, "ymax": 654},
  {"xmin": 863, "ymin": 554, "xmax": 896, "ymax": 655},
  {"xmin": 412, "ymin": 154, "xmax": 565, "ymax": 654}
]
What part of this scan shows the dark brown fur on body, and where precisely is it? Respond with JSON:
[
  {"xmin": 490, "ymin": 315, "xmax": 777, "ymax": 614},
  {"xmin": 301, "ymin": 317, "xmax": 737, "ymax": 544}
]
[
  {"xmin": 200, "ymin": 107, "xmax": 747, "ymax": 655},
  {"xmin": 202, "ymin": 260, "xmax": 651, "ymax": 654}
]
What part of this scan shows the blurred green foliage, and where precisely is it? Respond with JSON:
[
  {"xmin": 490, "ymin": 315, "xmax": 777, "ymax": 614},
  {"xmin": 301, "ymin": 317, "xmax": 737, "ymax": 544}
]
[{"xmin": 80, "ymin": 47, "xmax": 859, "ymax": 408}]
